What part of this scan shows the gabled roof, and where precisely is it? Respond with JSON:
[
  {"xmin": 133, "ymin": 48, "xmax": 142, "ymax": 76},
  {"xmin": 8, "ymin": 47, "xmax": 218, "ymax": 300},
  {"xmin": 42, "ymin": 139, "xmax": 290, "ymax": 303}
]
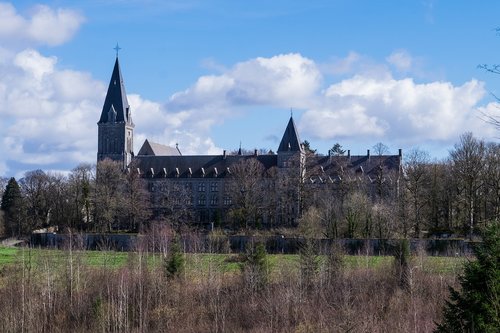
[
  {"xmin": 137, "ymin": 139, "xmax": 182, "ymax": 156},
  {"xmin": 277, "ymin": 116, "xmax": 303, "ymax": 153},
  {"xmin": 98, "ymin": 57, "xmax": 131, "ymax": 124}
]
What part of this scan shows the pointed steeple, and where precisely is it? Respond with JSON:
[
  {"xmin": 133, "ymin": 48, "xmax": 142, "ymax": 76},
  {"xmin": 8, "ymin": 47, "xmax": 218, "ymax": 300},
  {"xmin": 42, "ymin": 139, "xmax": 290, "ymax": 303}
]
[
  {"xmin": 277, "ymin": 116, "xmax": 303, "ymax": 153},
  {"xmin": 97, "ymin": 54, "xmax": 135, "ymax": 169},
  {"xmin": 98, "ymin": 57, "xmax": 131, "ymax": 124}
]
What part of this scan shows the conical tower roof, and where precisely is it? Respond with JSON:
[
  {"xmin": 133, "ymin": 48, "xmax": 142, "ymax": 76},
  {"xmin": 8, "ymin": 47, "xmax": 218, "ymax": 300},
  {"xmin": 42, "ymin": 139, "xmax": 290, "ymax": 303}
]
[
  {"xmin": 98, "ymin": 57, "xmax": 130, "ymax": 124},
  {"xmin": 277, "ymin": 116, "xmax": 303, "ymax": 152}
]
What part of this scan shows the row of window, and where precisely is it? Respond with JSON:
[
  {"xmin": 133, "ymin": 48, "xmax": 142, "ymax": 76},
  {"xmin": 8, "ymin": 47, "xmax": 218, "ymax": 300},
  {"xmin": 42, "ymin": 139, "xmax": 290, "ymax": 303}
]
[
  {"xmin": 197, "ymin": 194, "xmax": 232, "ymax": 206},
  {"xmin": 150, "ymin": 181, "xmax": 220, "ymax": 193},
  {"xmin": 198, "ymin": 182, "xmax": 218, "ymax": 192},
  {"xmin": 157, "ymin": 194, "xmax": 232, "ymax": 207}
]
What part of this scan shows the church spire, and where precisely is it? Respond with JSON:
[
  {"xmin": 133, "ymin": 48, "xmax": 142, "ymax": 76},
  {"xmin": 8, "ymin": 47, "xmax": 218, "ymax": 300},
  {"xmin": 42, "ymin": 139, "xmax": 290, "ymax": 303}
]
[
  {"xmin": 97, "ymin": 53, "xmax": 135, "ymax": 169},
  {"xmin": 277, "ymin": 116, "xmax": 303, "ymax": 153},
  {"xmin": 98, "ymin": 57, "xmax": 131, "ymax": 124}
]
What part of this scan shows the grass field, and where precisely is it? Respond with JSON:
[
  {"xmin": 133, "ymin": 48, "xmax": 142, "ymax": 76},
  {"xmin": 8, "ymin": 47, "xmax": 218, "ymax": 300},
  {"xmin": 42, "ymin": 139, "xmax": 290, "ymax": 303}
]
[{"xmin": 0, "ymin": 246, "xmax": 466, "ymax": 275}]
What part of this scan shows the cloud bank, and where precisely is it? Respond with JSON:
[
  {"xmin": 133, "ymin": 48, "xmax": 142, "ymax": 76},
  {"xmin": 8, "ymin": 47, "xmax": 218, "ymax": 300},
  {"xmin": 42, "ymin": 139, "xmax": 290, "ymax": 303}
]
[{"xmin": 0, "ymin": 2, "xmax": 496, "ymax": 177}]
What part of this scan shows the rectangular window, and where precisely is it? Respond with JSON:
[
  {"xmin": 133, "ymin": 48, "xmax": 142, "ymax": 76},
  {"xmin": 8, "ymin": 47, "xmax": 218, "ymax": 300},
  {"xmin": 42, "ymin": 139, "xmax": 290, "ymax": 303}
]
[
  {"xmin": 223, "ymin": 196, "xmax": 232, "ymax": 205},
  {"xmin": 210, "ymin": 195, "xmax": 219, "ymax": 206},
  {"xmin": 198, "ymin": 182, "xmax": 206, "ymax": 192},
  {"xmin": 198, "ymin": 194, "xmax": 206, "ymax": 206},
  {"xmin": 210, "ymin": 182, "xmax": 218, "ymax": 192}
]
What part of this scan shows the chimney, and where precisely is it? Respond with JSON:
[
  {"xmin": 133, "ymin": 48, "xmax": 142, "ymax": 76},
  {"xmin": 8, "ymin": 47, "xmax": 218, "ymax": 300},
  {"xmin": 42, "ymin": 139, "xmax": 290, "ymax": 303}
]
[
  {"xmin": 367, "ymin": 149, "xmax": 370, "ymax": 159},
  {"xmin": 254, "ymin": 149, "xmax": 258, "ymax": 156},
  {"xmin": 398, "ymin": 148, "xmax": 402, "ymax": 158},
  {"xmin": 347, "ymin": 150, "xmax": 351, "ymax": 158},
  {"xmin": 223, "ymin": 150, "xmax": 226, "ymax": 159}
]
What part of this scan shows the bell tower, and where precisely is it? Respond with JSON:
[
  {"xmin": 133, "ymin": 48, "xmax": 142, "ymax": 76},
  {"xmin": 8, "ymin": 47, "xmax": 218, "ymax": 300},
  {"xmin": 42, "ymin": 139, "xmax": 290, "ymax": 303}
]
[{"xmin": 97, "ymin": 54, "xmax": 134, "ymax": 169}]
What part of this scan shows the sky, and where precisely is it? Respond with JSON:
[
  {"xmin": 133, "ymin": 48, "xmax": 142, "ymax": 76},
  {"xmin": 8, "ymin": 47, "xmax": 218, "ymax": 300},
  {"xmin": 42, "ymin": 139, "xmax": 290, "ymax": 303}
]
[{"xmin": 1, "ymin": 0, "xmax": 500, "ymax": 178}]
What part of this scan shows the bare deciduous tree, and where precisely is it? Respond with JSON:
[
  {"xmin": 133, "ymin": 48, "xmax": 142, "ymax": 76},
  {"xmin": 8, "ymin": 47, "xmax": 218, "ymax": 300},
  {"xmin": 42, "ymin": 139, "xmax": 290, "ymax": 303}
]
[
  {"xmin": 227, "ymin": 158, "xmax": 265, "ymax": 229},
  {"xmin": 122, "ymin": 161, "xmax": 151, "ymax": 232},
  {"xmin": 93, "ymin": 159, "xmax": 125, "ymax": 232},
  {"xmin": 450, "ymin": 133, "xmax": 485, "ymax": 237},
  {"xmin": 404, "ymin": 148, "xmax": 431, "ymax": 237}
]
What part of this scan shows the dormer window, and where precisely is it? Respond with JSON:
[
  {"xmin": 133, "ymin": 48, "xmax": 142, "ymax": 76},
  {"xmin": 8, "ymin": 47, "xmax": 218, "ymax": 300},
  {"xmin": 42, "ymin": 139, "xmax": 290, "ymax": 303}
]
[{"xmin": 108, "ymin": 105, "xmax": 117, "ymax": 123}]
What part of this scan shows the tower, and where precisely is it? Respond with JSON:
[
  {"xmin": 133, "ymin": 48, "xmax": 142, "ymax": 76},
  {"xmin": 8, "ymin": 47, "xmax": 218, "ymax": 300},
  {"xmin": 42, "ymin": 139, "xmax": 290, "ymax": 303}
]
[
  {"xmin": 277, "ymin": 116, "xmax": 305, "ymax": 224},
  {"xmin": 277, "ymin": 116, "xmax": 304, "ymax": 168},
  {"xmin": 97, "ymin": 56, "xmax": 134, "ymax": 169}
]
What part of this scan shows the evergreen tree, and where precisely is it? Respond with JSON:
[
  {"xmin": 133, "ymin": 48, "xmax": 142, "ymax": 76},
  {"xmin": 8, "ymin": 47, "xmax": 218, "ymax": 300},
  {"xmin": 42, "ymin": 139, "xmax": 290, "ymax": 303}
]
[
  {"xmin": 302, "ymin": 140, "xmax": 316, "ymax": 154},
  {"xmin": 1, "ymin": 178, "xmax": 25, "ymax": 236},
  {"xmin": 241, "ymin": 242, "xmax": 269, "ymax": 291},
  {"xmin": 164, "ymin": 237, "xmax": 185, "ymax": 279},
  {"xmin": 330, "ymin": 143, "xmax": 346, "ymax": 156},
  {"xmin": 435, "ymin": 222, "xmax": 500, "ymax": 332}
]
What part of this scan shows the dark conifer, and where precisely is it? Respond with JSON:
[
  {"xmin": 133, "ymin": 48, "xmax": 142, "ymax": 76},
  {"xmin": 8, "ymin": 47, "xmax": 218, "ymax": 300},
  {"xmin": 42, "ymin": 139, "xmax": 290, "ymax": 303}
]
[
  {"xmin": 1, "ymin": 177, "xmax": 24, "ymax": 236},
  {"xmin": 435, "ymin": 223, "xmax": 500, "ymax": 332}
]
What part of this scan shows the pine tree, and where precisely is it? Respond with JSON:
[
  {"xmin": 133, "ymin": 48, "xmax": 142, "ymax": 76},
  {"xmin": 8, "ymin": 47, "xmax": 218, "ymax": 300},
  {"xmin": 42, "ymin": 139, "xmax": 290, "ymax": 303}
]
[
  {"xmin": 1, "ymin": 178, "xmax": 25, "ymax": 236},
  {"xmin": 164, "ymin": 237, "xmax": 185, "ymax": 279},
  {"xmin": 435, "ymin": 222, "xmax": 500, "ymax": 332},
  {"xmin": 241, "ymin": 242, "xmax": 269, "ymax": 291}
]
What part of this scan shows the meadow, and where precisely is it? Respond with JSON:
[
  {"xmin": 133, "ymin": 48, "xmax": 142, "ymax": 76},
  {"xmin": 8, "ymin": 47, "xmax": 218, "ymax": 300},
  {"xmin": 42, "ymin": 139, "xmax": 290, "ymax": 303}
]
[{"xmin": 0, "ymin": 245, "xmax": 465, "ymax": 332}]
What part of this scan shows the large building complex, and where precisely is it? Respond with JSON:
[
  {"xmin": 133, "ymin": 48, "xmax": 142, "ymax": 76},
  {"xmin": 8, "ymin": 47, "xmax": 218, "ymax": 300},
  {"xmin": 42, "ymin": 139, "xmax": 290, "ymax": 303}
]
[{"xmin": 97, "ymin": 56, "xmax": 402, "ymax": 227}]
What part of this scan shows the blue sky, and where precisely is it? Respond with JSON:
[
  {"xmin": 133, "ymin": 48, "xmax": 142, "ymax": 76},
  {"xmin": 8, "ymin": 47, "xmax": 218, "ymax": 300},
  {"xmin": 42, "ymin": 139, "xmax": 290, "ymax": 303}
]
[{"xmin": 1, "ymin": 0, "xmax": 500, "ymax": 177}]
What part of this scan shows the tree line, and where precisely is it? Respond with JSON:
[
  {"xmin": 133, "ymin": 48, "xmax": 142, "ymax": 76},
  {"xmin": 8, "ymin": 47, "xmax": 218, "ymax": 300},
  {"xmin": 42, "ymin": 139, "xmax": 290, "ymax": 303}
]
[{"xmin": 0, "ymin": 132, "xmax": 498, "ymax": 238}]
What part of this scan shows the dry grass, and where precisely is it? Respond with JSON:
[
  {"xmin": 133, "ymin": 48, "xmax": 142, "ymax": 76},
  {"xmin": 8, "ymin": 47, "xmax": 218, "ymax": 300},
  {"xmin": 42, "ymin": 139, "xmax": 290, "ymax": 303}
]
[{"xmin": 0, "ymin": 242, "xmax": 460, "ymax": 332}]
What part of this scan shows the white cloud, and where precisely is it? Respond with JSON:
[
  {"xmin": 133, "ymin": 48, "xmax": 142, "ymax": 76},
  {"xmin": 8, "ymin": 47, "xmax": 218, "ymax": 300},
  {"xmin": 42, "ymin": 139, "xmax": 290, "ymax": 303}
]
[
  {"xmin": 0, "ymin": 2, "xmax": 84, "ymax": 47},
  {"xmin": 170, "ymin": 53, "xmax": 322, "ymax": 110},
  {"xmin": 300, "ymin": 74, "xmax": 495, "ymax": 144},
  {"xmin": 14, "ymin": 48, "xmax": 56, "ymax": 80},
  {"xmin": 386, "ymin": 50, "xmax": 413, "ymax": 72},
  {"xmin": 0, "ymin": 48, "xmax": 103, "ymax": 175}
]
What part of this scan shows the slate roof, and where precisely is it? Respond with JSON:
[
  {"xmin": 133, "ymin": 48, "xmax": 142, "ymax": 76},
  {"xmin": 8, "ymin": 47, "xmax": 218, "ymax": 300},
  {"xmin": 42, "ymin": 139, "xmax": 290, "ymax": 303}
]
[
  {"xmin": 137, "ymin": 139, "xmax": 181, "ymax": 156},
  {"xmin": 277, "ymin": 116, "xmax": 303, "ymax": 153},
  {"xmin": 134, "ymin": 154, "xmax": 278, "ymax": 178},
  {"xmin": 98, "ymin": 57, "xmax": 130, "ymax": 124},
  {"xmin": 309, "ymin": 154, "xmax": 402, "ymax": 183},
  {"xmin": 133, "ymin": 150, "xmax": 401, "ymax": 181}
]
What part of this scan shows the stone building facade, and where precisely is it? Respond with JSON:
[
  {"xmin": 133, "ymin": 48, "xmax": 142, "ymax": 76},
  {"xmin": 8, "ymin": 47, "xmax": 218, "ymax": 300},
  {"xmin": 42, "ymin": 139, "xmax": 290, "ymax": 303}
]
[{"xmin": 97, "ymin": 56, "xmax": 402, "ymax": 227}]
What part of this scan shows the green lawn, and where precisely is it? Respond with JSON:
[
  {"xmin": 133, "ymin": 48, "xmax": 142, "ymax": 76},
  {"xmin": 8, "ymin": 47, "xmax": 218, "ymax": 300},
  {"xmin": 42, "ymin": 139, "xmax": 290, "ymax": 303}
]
[{"xmin": 0, "ymin": 246, "xmax": 466, "ymax": 275}]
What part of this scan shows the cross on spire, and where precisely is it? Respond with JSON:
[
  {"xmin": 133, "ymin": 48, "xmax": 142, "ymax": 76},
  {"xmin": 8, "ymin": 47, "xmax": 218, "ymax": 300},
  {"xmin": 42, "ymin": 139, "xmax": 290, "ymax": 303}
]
[{"xmin": 114, "ymin": 43, "xmax": 121, "ymax": 57}]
